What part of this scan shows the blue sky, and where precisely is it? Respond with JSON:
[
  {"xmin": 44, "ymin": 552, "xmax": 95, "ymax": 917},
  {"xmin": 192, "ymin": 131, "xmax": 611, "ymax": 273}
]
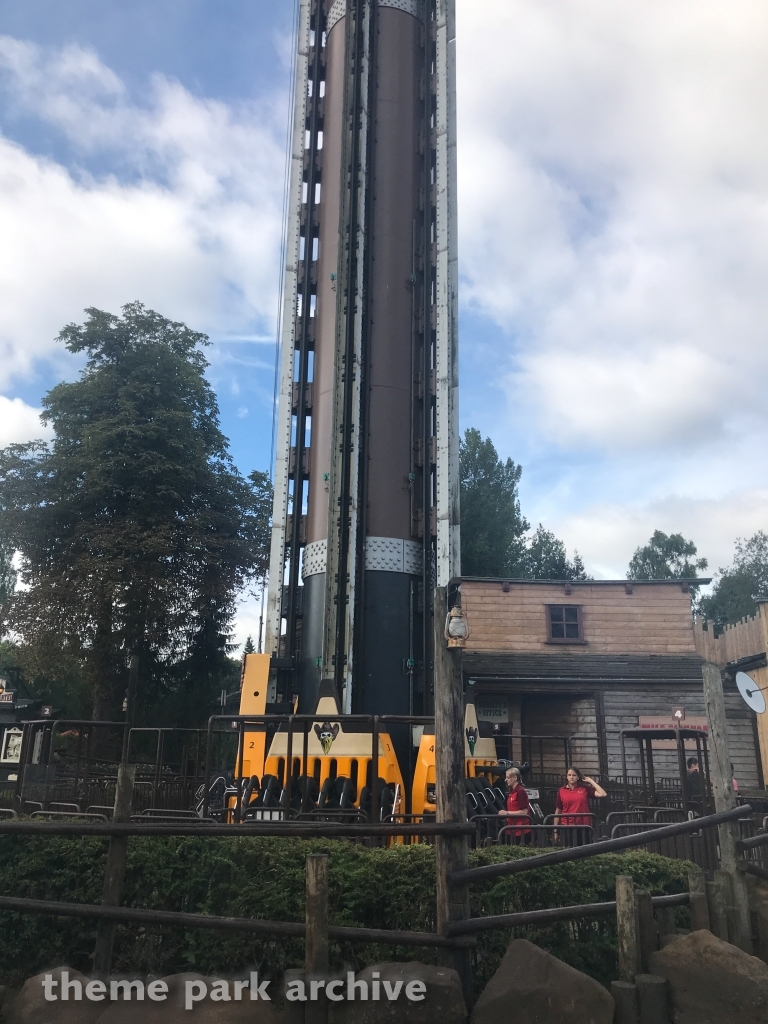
[{"xmin": 2, "ymin": 1, "xmax": 768, "ymax": 646}]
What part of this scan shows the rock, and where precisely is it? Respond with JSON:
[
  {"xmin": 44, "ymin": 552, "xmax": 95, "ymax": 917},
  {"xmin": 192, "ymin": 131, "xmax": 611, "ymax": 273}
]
[
  {"xmin": 6, "ymin": 968, "xmax": 103, "ymax": 1024},
  {"xmin": 328, "ymin": 963, "xmax": 467, "ymax": 1024},
  {"xmin": 471, "ymin": 939, "xmax": 614, "ymax": 1024},
  {"xmin": 750, "ymin": 885, "xmax": 768, "ymax": 964},
  {"xmin": 649, "ymin": 929, "xmax": 768, "ymax": 1024},
  {"xmin": 93, "ymin": 974, "xmax": 278, "ymax": 1024}
]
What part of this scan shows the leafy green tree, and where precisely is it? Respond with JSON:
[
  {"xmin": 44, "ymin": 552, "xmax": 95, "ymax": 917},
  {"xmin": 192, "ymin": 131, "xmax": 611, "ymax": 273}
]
[
  {"xmin": 0, "ymin": 303, "xmax": 271, "ymax": 721},
  {"xmin": 525, "ymin": 525, "xmax": 591, "ymax": 581},
  {"xmin": 627, "ymin": 530, "xmax": 708, "ymax": 582},
  {"xmin": 460, "ymin": 429, "xmax": 590, "ymax": 580},
  {"xmin": 243, "ymin": 635, "xmax": 256, "ymax": 655},
  {"xmin": 699, "ymin": 532, "xmax": 768, "ymax": 632},
  {"xmin": 460, "ymin": 428, "xmax": 528, "ymax": 577},
  {"xmin": 0, "ymin": 531, "xmax": 14, "ymax": 612}
]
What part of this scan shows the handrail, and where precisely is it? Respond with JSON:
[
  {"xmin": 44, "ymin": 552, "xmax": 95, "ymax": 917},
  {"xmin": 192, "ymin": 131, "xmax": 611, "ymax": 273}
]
[
  {"xmin": 0, "ymin": 895, "xmax": 475, "ymax": 950},
  {"xmin": 0, "ymin": 819, "xmax": 476, "ymax": 838},
  {"xmin": 446, "ymin": 891, "xmax": 690, "ymax": 936},
  {"xmin": 450, "ymin": 804, "xmax": 751, "ymax": 885},
  {"xmin": 736, "ymin": 830, "xmax": 768, "ymax": 851}
]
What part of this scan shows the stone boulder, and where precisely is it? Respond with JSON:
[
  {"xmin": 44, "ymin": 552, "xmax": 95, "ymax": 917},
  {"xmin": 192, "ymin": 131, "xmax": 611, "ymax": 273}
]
[
  {"xmin": 649, "ymin": 929, "xmax": 768, "ymax": 1024},
  {"xmin": 750, "ymin": 883, "xmax": 768, "ymax": 964},
  {"xmin": 470, "ymin": 939, "xmax": 614, "ymax": 1024},
  {"xmin": 6, "ymin": 968, "xmax": 104, "ymax": 1024},
  {"xmin": 93, "ymin": 974, "xmax": 277, "ymax": 1024},
  {"xmin": 328, "ymin": 963, "xmax": 467, "ymax": 1024}
]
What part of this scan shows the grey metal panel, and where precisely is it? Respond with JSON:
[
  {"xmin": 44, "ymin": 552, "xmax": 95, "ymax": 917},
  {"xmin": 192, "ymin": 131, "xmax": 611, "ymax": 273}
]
[
  {"xmin": 264, "ymin": 0, "xmax": 312, "ymax": 678},
  {"xmin": 379, "ymin": 0, "xmax": 423, "ymax": 14},
  {"xmin": 434, "ymin": 0, "xmax": 460, "ymax": 585},
  {"xmin": 327, "ymin": 0, "xmax": 345, "ymax": 33},
  {"xmin": 302, "ymin": 539, "xmax": 328, "ymax": 578},
  {"xmin": 365, "ymin": 537, "xmax": 423, "ymax": 574}
]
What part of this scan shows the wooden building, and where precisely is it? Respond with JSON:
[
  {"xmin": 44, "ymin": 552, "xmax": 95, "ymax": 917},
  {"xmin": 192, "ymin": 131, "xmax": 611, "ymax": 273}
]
[
  {"xmin": 459, "ymin": 578, "xmax": 764, "ymax": 791},
  {"xmin": 693, "ymin": 601, "xmax": 768, "ymax": 783}
]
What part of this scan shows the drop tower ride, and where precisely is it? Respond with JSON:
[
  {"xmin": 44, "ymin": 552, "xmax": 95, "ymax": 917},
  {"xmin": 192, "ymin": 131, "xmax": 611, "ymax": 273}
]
[{"xmin": 265, "ymin": 0, "xmax": 460, "ymax": 721}]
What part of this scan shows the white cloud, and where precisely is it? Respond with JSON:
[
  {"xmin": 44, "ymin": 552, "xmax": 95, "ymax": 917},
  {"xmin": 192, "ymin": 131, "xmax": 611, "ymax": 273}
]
[
  {"xmin": 457, "ymin": 0, "xmax": 768, "ymax": 455},
  {"xmin": 0, "ymin": 396, "xmax": 50, "ymax": 446},
  {"xmin": 0, "ymin": 36, "xmax": 286, "ymax": 388},
  {"xmin": 232, "ymin": 589, "xmax": 266, "ymax": 653},
  {"xmin": 550, "ymin": 489, "xmax": 768, "ymax": 581}
]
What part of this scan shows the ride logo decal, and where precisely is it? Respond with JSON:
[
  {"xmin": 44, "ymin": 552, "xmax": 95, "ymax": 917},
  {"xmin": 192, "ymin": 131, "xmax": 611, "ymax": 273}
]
[
  {"xmin": 465, "ymin": 726, "xmax": 478, "ymax": 755},
  {"xmin": 314, "ymin": 721, "xmax": 340, "ymax": 754}
]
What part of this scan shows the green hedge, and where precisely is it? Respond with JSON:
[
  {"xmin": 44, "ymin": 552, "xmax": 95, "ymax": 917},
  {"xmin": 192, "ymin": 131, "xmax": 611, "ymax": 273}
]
[{"xmin": 0, "ymin": 835, "xmax": 690, "ymax": 995}]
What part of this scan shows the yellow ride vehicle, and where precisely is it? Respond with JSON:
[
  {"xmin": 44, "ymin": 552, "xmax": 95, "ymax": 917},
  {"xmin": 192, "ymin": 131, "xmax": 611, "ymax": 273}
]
[{"xmin": 223, "ymin": 654, "xmax": 507, "ymax": 822}]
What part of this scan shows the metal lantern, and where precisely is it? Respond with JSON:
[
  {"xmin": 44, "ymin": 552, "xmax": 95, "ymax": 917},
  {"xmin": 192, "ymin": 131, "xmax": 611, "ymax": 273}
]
[{"xmin": 445, "ymin": 606, "xmax": 470, "ymax": 649}]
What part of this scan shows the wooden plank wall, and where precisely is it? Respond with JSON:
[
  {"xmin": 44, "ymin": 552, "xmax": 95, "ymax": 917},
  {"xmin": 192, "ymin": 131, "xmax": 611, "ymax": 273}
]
[
  {"xmin": 462, "ymin": 581, "xmax": 696, "ymax": 655},
  {"xmin": 521, "ymin": 696, "xmax": 601, "ymax": 777},
  {"xmin": 603, "ymin": 688, "xmax": 760, "ymax": 787},
  {"xmin": 693, "ymin": 606, "xmax": 767, "ymax": 666}
]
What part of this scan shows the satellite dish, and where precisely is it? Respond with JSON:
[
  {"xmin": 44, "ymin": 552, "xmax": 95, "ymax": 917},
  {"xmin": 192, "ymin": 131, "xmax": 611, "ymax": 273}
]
[{"xmin": 736, "ymin": 671, "xmax": 766, "ymax": 715}]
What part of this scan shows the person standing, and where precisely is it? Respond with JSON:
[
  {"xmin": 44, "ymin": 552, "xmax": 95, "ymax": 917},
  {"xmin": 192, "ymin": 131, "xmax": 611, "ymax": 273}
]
[
  {"xmin": 686, "ymin": 757, "xmax": 703, "ymax": 802},
  {"xmin": 499, "ymin": 766, "xmax": 530, "ymax": 841},
  {"xmin": 555, "ymin": 767, "xmax": 606, "ymax": 827}
]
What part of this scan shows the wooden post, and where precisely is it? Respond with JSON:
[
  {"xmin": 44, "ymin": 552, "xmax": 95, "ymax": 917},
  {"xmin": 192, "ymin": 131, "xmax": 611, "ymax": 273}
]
[
  {"xmin": 92, "ymin": 762, "xmax": 136, "ymax": 976},
  {"xmin": 616, "ymin": 875, "xmax": 639, "ymax": 983},
  {"xmin": 610, "ymin": 981, "xmax": 638, "ymax": 1024},
  {"xmin": 701, "ymin": 662, "xmax": 752, "ymax": 952},
  {"xmin": 434, "ymin": 586, "xmax": 472, "ymax": 1007},
  {"xmin": 635, "ymin": 974, "xmax": 670, "ymax": 1024},
  {"xmin": 635, "ymin": 890, "xmax": 657, "ymax": 972},
  {"xmin": 305, "ymin": 854, "xmax": 329, "ymax": 1024},
  {"xmin": 687, "ymin": 865, "xmax": 711, "ymax": 932},
  {"xmin": 706, "ymin": 877, "xmax": 729, "ymax": 941},
  {"xmin": 714, "ymin": 868, "xmax": 738, "ymax": 945}
]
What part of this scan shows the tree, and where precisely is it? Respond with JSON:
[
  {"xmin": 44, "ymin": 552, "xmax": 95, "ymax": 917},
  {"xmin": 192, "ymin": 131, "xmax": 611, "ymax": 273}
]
[
  {"xmin": 460, "ymin": 428, "xmax": 590, "ymax": 580},
  {"xmin": 0, "ymin": 531, "xmax": 14, "ymax": 612},
  {"xmin": 525, "ymin": 525, "xmax": 591, "ymax": 581},
  {"xmin": 699, "ymin": 532, "xmax": 768, "ymax": 632},
  {"xmin": 460, "ymin": 428, "xmax": 529, "ymax": 577},
  {"xmin": 627, "ymin": 530, "xmax": 708, "ymax": 582},
  {"xmin": 243, "ymin": 635, "xmax": 256, "ymax": 655},
  {"xmin": 0, "ymin": 303, "xmax": 271, "ymax": 721}
]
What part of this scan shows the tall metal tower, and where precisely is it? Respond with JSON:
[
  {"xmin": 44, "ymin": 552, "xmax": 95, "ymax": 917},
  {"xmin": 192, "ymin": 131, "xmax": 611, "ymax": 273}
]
[{"xmin": 265, "ymin": 0, "xmax": 460, "ymax": 723}]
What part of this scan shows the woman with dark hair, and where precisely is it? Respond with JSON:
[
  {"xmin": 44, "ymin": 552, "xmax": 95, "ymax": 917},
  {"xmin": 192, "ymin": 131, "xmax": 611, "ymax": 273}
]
[{"xmin": 555, "ymin": 767, "xmax": 606, "ymax": 827}]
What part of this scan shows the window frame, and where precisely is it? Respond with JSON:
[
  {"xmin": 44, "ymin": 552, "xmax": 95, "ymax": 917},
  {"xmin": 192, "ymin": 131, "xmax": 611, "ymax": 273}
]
[{"xmin": 545, "ymin": 604, "xmax": 586, "ymax": 645}]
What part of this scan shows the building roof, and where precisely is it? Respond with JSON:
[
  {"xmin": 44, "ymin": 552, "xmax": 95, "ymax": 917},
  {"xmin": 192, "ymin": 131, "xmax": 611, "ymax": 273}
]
[
  {"xmin": 463, "ymin": 652, "xmax": 706, "ymax": 684},
  {"xmin": 456, "ymin": 577, "xmax": 712, "ymax": 587}
]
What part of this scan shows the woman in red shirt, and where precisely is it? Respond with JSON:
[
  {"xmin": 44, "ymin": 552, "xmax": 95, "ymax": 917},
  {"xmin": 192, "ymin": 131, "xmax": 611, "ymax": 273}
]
[
  {"xmin": 499, "ymin": 767, "xmax": 531, "ymax": 842},
  {"xmin": 555, "ymin": 767, "xmax": 606, "ymax": 827}
]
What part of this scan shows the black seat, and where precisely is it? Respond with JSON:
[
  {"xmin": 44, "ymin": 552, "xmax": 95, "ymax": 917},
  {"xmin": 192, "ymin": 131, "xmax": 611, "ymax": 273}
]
[
  {"xmin": 359, "ymin": 778, "xmax": 391, "ymax": 819},
  {"xmin": 260, "ymin": 774, "xmax": 280, "ymax": 808}
]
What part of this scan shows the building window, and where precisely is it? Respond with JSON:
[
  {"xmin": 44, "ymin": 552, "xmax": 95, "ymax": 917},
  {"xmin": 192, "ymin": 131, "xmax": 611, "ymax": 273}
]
[{"xmin": 547, "ymin": 605, "xmax": 584, "ymax": 643}]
